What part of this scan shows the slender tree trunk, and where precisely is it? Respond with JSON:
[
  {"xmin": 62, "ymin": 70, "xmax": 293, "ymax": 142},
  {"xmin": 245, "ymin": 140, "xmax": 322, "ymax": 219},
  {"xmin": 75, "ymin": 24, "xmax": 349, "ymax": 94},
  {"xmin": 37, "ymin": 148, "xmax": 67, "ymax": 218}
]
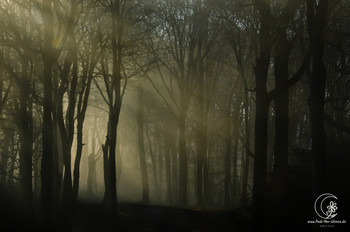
[
  {"xmin": 240, "ymin": 74, "xmax": 251, "ymax": 206},
  {"xmin": 116, "ymin": 138, "xmax": 123, "ymax": 182},
  {"xmin": 203, "ymin": 139, "xmax": 210, "ymax": 204},
  {"xmin": 51, "ymin": 115, "xmax": 62, "ymax": 212},
  {"xmin": 19, "ymin": 78, "xmax": 33, "ymax": 214},
  {"xmin": 41, "ymin": 57, "xmax": 54, "ymax": 218},
  {"xmin": 146, "ymin": 125, "xmax": 160, "ymax": 200},
  {"xmin": 171, "ymin": 141, "xmax": 178, "ymax": 203},
  {"xmin": 178, "ymin": 94, "xmax": 189, "ymax": 205},
  {"xmin": 138, "ymin": 85, "xmax": 149, "ymax": 204},
  {"xmin": 87, "ymin": 125, "xmax": 97, "ymax": 196},
  {"xmin": 87, "ymin": 154, "xmax": 94, "ymax": 196},
  {"xmin": 195, "ymin": 30, "xmax": 207, "ymax": 206},
  {"xmin": 102, "ymin": 134, "xmax": 111, "ymax": 204},
  {"xmin": 72, "ymin": 119, "xmax": 83, "ymax": 202},
  {"xmin": 165, "ymin": 144, "xmax": 172, "ymax": 204},
  {"xmin": 9, "ymin": 139, "xmax": 17, "ymax": 185},
  {"xmin": 41, "ymin": 0, "xmax": 55, "ymax": 219},
  {"xmin": 110, "ymin": 111, "xmax": 120, "ymax": 212},
  {"xmin": 0, "ymin": 138, "xmax": 10, "ymax": 184},
  {"xmin": 224, "ymin": 110, "xmax": 232, "ymax": 206},
  {"xmin": 57, "ymin": 55, "xmax": 77, "ymax": 209},
  {"xmin": 232, "ymin": 135, "xmax": 239, "ymax": 204},
  {"xmin": 102, "ymin": 0, "xmax": 123, "ymax": 213},
  {"xmin": 156, "ymin": 124, "xmax": 163, "ymax": 201},
  {"xmin": 73, "ymin": 60, "xmax": 93, "ymax": 203}
]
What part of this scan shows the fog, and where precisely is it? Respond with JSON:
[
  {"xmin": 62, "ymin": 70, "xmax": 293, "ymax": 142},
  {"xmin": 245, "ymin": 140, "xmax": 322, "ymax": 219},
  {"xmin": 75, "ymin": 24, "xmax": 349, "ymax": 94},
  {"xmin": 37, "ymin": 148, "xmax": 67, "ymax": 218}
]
[{"xmin": 0, "ymin": 0, "xmax": 349, "ymax": 231}]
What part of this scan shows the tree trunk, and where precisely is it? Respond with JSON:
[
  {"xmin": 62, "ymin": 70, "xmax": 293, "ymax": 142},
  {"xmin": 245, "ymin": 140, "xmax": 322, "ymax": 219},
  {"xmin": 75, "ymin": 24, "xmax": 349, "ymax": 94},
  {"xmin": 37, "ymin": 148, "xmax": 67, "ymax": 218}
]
[
  {"xmin": 171, "ymin": 140, "xmax": 178, "ymax": 203},
  {"xmin": 240, "ymin": 73, "xmax": 251, "ymax": 206},
  {"xmin": 178, "ymin": 94, "xmax": 189, "ymax": 205},
  {"xmin": 138, "ymin": 85, "xmax": 149, "ymax": 204},
  {"xmin": 146, "ymin": 125, "xmax": 160, "ymax": 200},
  {"xmin": 165, "ymin": 144, "xmax": 172, "ymax": 204},
  {"xmin": 307, "ymin": 0, "xmax": 329, "ymax": 197},
  {"xmin": 87, "ymin": 154, "xmax": 94, "ymax": 196},
  {"xmin": 252, "ymin": 0, "xmax": 273, "ymax": 226},
  {"xmin": 87, "ymin": 124, "xmax": 98, "ymax": 196},
  {"xmin": 253, "ymin": 94, "xmax": 269, "ymax": 226},
  {"xmin": 203, "ymin": 139, "xmax": 210, "ymax": 204},
  {"xmin": 19, "ymin": 78, "xmax": 33, "ymax": 215},
  {"xmin": 73, "ymin": 55, "xmax": 93, "ymax": 203},
  {"xmin": 102, "ymin": 134, "xmax": 111, "ymax": 205},
  {"xmin": 223, "ymin": 103, "xmax": 232, "ymax": 206},
  {"xmin": 41, "ymin": 58, "xmax": 54, "ymax": 218},
  {"xmin": 41, "ymin": 0, "xmax": 56, "ymax": 219},
  {"xmin": 155, "ymin": 124, "xmax": 163, "ymax": 201},
  {"xmin": 232, "ymin": 135, "xmax": 239, "ymax": 205},
  {"xmin": 101, "ymin": 0, "xmax": 123, "ymax": 213},
  {"xmin": 272, "ymin": 36, "xmax": 291, "ymax": 221},
  {"xmin": 51, "ymin": 114, "xmax": 62, "ymax": 212}
]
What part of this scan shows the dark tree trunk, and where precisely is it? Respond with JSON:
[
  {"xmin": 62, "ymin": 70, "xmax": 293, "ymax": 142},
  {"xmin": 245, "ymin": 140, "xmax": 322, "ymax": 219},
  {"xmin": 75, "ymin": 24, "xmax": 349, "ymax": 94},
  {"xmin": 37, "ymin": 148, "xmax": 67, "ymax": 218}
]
[
  {"xmin": 73, "ymin": 52, "xmax": 95, "ymax": 203},
  {"xmin": 101, "ymin": 0, "xmax": 123, "ymax": 213},
  {"xmin": 307, "ymin": 0, "xmax": 329, "ymax": 197},
  {"xmin": 253, "ymin": 93, "xmax": 269, "ymax": 226},
  {"xmin": 252, "ymin": 0, "xmax": 273, "ymax": 226},
  {"xmin": 72, "ymin": 119, "xmax": 83, "ymax": 202},
  {"xmin": 1, "ymin": 134, "xmax": 11, "ymax": 184},
  {"xmin": 41, "ymin": 57, "xmax": 54, "ymax": 218},
  {"xmin": 109, "ymin": 116, "xmax": 118, "ymax": 211},
  {"xmin": 103, "ymin": 102, "xmax": 120, "ymax": 212},
  {"xmin": 102, "ymin": 135, "xmax": 111, "ymax": 205},
  {"xmin": 41, "ymin": 0, "xmax": 57, "ymax": 219},
  {"xmin": 56, "ymin": 46, "xmax": 77, "ymax": 209},
  {"xmin": 272, "ymin": 35, "xmax": 292, "ymax": 221}
]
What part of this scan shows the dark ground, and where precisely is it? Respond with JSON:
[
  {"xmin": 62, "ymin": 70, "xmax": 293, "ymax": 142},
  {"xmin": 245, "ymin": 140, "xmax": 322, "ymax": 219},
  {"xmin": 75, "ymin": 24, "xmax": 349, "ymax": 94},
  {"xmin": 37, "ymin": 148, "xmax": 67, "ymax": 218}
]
[
  {"xmin": 1, "ymin": 199, "xmax": 349, "ymax": 232},
  {"xmin": 0, "ymin": 201, "xmax": 252, "ymax": 232}
]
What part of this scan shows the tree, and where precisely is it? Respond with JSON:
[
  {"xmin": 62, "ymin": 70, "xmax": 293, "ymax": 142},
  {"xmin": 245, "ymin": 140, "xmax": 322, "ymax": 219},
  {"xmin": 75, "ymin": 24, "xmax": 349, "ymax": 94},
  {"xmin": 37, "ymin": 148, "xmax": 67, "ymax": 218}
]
[
  {"xmin": 95, "ymin": 0, "xmax": 135, "ymax": 211},
  {"xmin": 306, "ymin": 0, "xmax": 330, "ymax": 197},
  {"xmin": 72, "ymin": 5, "xmax": 99, "ymax": 203},
  {"xmin": 137, "ymin": 84, "xmax": 149, "ymax": 203},
  {"xmin": 251, "ymin": 0, "xmax": 274, "ymax": 225}
]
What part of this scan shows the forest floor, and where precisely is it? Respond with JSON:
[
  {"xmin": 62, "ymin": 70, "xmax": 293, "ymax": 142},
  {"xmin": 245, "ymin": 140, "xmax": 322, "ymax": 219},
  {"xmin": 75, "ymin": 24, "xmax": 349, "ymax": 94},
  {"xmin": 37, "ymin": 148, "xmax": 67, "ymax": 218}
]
[
  {"xmin": 1, "ymin": 202, "xmax": 254, "ymax": 232},
  {"xmin": 3, "ymin": 200, "xmax": 347, "ymax": 231}
]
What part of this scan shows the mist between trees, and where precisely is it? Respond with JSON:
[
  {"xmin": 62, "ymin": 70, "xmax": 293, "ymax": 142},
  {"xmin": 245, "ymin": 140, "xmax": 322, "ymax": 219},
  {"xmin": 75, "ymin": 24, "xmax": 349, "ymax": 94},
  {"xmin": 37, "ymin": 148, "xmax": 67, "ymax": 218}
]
[{"xmin": 0, "ymin": 0, "xmax": 349, "ymax": 229}]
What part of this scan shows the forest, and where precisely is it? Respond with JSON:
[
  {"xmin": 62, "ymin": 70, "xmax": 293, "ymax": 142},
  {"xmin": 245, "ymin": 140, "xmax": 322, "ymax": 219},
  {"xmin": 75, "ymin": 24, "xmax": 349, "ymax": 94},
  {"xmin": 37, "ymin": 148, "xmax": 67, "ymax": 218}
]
[{"xmin": 0, "ymin": 0, "xmax": 349, "ymax": 231}]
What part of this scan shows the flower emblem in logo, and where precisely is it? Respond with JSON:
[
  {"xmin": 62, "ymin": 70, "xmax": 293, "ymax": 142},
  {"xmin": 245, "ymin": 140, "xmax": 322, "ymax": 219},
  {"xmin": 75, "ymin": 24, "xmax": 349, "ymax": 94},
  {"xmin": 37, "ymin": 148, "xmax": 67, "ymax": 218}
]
[
  {"xmin": 314, "ymin": 193, "xmax": 338, "ymax": 219},
  {"xmin": 326, "ymin": 201, "xmax": 338, "ymax": 217}
]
